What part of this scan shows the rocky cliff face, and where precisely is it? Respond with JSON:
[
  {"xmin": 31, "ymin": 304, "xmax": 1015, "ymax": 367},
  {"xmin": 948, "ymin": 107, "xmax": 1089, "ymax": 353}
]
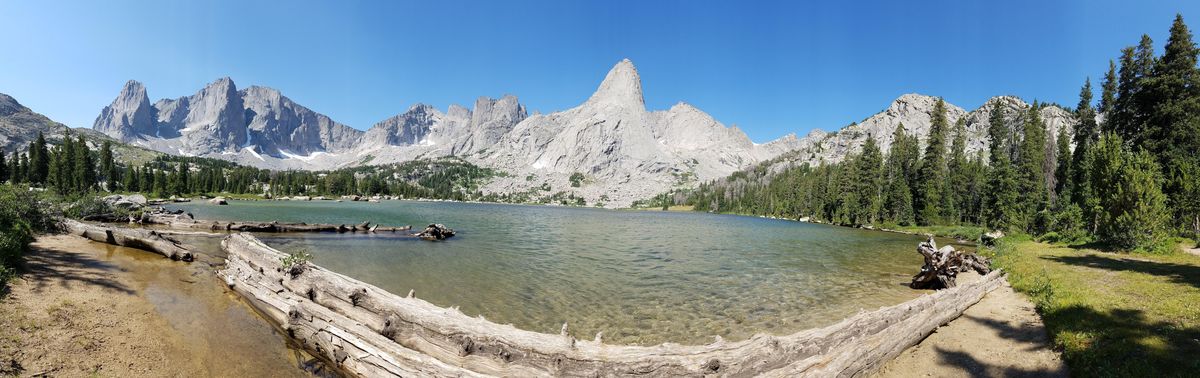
[
  {"xmin": 473, "ymin": 59, "xmax": 799, "ymax": 205},
  {"xmin": 93, "ymin": 80, "xmax": 155, "ymax": 140},
  {"xmin": 0, "ymin": 93, "xmax": 72, "ymax": 153},
  {"xmin": 90, "ymin": 59, "xmax": 1074, "ymax": 207},
  {"xmin": 763, "ymin": 94, "xmax": 1080, "ymax": 175}
]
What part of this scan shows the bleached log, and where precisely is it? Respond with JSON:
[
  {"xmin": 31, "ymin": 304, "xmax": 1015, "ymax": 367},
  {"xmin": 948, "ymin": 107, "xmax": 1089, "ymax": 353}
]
[
  {"xmin": 62, "ymin": 218, "xmax": 195, "ymax": 261},
  {"xmin": 219, "ymin": 233, "xmax": 1004, "ymax": 377}
]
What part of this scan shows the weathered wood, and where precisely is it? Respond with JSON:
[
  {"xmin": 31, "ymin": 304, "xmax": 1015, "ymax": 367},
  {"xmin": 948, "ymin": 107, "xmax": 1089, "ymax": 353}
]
[
  {"xmin": 62, "ymin": 219, "xmax": 195, "ymax": 261},
  {"xmin": 220, "ymin": 233, "xmax": 1005, "ymax": 377},
  {"xmin": 910, "ymin": 237, "xmax": 992, "ymax": 290},
  {"xmin": 136, "ymin": 208, "xmax": 414, "ymax": 234}
]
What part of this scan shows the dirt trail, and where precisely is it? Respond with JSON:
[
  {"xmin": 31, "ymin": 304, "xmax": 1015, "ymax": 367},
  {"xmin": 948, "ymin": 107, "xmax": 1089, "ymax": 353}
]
[
  {"xmin": 874, "ymin": 273, "xmax": 1067, "ymax": 378},
  {"xmin": 0, "ymin": 234, "xmax": 321, "ymax": 377}
]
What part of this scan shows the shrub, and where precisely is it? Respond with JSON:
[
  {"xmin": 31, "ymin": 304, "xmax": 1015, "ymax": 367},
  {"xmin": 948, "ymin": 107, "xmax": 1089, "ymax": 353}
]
[{"xmin": 0, "ymin": 185, "xmax": 56, "ymax": 289}]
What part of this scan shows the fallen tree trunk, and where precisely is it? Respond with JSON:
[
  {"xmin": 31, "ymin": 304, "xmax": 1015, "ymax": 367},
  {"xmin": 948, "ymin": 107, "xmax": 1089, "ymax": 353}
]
[
  {"xmin": 137, "ymin": 208, "xmax": 414, "ymax": 234},
  {"xmin": 220, "ymin": 233, "xmax": 1004, "ymax": 377},
  {"xmin": 62, "ymin": 218, "xmax": 195, "ymax": 261},
  {"xmin": 910, "ymin": 236, "xmax": 992, "ymax": 290}
]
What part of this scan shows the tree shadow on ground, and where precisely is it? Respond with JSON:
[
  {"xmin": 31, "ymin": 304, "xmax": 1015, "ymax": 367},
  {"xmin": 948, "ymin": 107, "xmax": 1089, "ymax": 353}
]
[
  {"xmin": 961, "ymin": 314, "xmax": 1054, "ymax": 353},
  {"xmin": 18, "ymin": 242, "xmax": 134, "ymax": 296},
  {"xmin": 1041, "ymin": 253, "xmax": 1200, "ymax": 290},
  {"xmin": 933, "ymin": 346, "xmax": 1066, "ymax": 378},
  {"xmin": 1037, "ymin": 304, "xmax": 1200, "ymax": 377}
]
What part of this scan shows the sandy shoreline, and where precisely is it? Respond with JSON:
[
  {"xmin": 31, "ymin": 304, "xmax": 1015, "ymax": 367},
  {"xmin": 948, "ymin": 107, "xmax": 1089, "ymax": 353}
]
[
  {"xmin": 874, "ymin": 273, "xmax": 1067, "ymax": 377},
  {"xmin": 0, "ymin": 234, "xmax": 319, "ymax": 377}
]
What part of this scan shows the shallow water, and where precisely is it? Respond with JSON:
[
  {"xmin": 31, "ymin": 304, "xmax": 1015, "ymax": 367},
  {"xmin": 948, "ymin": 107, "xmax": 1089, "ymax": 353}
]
[{"xmin": 171, "ymin": 200, "xmax": 964, "ymax": 345}]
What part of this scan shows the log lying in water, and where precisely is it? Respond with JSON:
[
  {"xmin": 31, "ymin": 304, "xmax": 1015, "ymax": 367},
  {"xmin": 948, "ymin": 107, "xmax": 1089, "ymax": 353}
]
[
  {"xmin": 139, "ymin": 208, "xmax": 412, "ymax": 234},
  {"xmin": 910, "ymin": 236, "xmax": 992, "ymax": 290},
  {"xmin": 62, "ymin": 218, "xmax": 195, "ymax": 261},
  {"xmin": 220, "ymin": 233, "xmax": 1005, "ymax": 377}
]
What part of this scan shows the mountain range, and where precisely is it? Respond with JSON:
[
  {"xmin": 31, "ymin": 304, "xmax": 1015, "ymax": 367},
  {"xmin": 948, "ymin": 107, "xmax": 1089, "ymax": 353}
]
[{"xmin": 89, "ymin": 59, "xmax": 1079, "ymax": 206}]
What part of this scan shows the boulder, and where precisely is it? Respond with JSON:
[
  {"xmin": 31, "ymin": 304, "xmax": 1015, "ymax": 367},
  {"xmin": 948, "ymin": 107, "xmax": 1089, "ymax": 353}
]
[
  {"xmin": 417, "ymin": 224, "xmax": 455, "ymax": 241},
  {"xmin": 209, "ymin": 197, "xmax": 229, "ymax": 205}
]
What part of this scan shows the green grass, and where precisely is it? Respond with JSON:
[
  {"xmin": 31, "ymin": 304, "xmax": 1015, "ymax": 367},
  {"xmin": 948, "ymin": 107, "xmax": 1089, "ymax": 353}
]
[{"xmin": 989, "ymin": 239, "xmax": 1200, "ymax": 377}]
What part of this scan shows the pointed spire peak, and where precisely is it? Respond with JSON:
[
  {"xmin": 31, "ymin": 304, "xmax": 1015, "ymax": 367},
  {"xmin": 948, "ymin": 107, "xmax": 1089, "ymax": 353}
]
[
  {"xmin": 586, "ymin": 58, "xmax": 644, "ymax": 110},
  {"xmin": 204, "ymin": 77, "xmax": 238, "ymax": 92},
  {"xmin": 121, "ymin": 80, "xmax": 146, "ymax": 92}
]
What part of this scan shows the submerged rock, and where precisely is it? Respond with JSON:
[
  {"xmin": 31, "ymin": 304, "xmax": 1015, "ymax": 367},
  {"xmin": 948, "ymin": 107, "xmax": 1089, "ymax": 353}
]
[{"xmin": 417, "ymin": 224, "xmax": 455, "ymax": 241}]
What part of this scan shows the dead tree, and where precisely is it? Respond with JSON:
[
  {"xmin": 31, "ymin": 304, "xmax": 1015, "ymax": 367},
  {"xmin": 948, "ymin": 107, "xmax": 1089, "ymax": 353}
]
[{"xmin": 910, "ymin": 236, "xmax": 991, "ymax": 290}]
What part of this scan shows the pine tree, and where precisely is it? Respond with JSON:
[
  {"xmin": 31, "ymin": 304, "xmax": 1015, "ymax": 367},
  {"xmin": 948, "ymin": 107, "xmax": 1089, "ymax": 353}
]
[
  {"xmin": 1091, "ymin": 134, "xmax": 1170, "ymax": 251},
  {"xmin": 916, "ymin": 98, "xmax": 949, "ymax": 225},
  {"xmin": 882, "ymin": 124, "xmax": 917, "ymax": 225},
  {"xmin": 5, "ymin": 152, "xmax": 16, "ymax": 184},
  {"xmin": 0, "ymin": 152, "xmax": 7, "ymax": 184},
  {"xmin": 946, "ymin": 118, "xmax": 969, "ymax": 223},
  {"xmin": 1144, "ymin": 14, "xmax": 1200, "ymax": 228},
  {"xmin": 846, "ymin": 137, "xmax": 883, "ymax": 226},
  {"xmin": 123, "ymin": 166, "xmax": 138, "ymax": 192},
  {"xmin": 28, "ymin": 132, "xmax": 49, "ymax": 185},
  {"xmin": 1099, "ymin": 60, "xmax": 1118, "ymax": 117},
  {"xmin": 15, "ymin": 153, "xmax": 27, "ymax": 184},
  {"xmin": 74, "ymin": 136, "xmax": 96, "ymax": 193},
  {"xmin": 1017, "ymin": 102, "xmax": 1049, "ymax": 228},
  {"xmin": 100, "ymin": 141, "xmax": 117, "ymax": 191},
  {"xmin": 1055, "ymin": 125, "xmax": 1073, "ymax": 203},
  {"xmin": 987, "ymin": 99, "xmax": 1009, "ymax": 165},
  {"xmin": 986, "ymin": 151, "xmax": 1022, "ymax": 231}
]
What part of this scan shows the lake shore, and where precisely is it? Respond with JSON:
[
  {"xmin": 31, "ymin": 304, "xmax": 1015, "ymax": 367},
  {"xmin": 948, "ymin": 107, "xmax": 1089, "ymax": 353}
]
[{"xmin": 0, "ymin": 234, "xmax": 317, "ymax": 377}]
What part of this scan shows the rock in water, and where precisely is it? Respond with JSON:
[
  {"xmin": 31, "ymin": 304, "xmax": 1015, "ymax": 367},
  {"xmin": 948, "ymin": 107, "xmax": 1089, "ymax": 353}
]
[
  {"xmin": 209, "ymin": 197, "xmax": 228, "ymax": 205},
  {"xmin": 417, "ymin": 224, "xmax": 455, "ymax": 241}
]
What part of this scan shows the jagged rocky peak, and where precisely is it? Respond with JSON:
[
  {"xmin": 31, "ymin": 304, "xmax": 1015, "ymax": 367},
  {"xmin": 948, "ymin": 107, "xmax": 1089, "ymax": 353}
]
[
  {"xmin": 585, "ymin": 59, "xmax": 645, "ymax": 110},
  {"xmin": 93, "ymin": 80, "xmax": 155, "ymax": 140},
  {"xmin": 363, "ymin": 103, "xmax": 442, "ymax": 146},
  {"xmin": 0, "ymin": 93, "xmax": 24, "ymax": 117}
]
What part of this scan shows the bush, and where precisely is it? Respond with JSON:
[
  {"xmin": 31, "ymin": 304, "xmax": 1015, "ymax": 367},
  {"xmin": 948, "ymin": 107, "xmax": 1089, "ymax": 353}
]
[{"xmin": 0, "ymin": 185, "xmax": 56, "ymax": 289}]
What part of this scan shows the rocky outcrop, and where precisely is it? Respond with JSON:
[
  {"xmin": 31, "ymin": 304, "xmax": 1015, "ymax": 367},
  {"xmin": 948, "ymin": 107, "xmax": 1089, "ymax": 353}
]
[
  {"xmin": 93, "ymin": 80, "xmax": 156, "ymax": 140},
  {"xmin": 241, "ymin": 86, "xmax": 364, "ymax": 156},
  {"xmin": 362, "ymin": 104, "xmax": 443, "ymax": 147}
]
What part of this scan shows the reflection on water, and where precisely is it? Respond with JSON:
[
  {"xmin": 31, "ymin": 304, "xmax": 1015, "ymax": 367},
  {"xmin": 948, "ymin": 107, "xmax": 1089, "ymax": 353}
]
[{"xmin": 172, "ymin": 200, "xmax": 961, "ymax": 345}]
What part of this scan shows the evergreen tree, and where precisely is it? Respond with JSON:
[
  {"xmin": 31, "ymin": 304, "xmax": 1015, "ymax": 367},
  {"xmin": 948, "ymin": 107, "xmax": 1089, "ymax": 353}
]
[
  {"xmin": 985, "ymin": 150, "xmax": 1022, "ymax": 231},
  {"xmin": 1017, "ymin": 102, "xmax": 1049, "ymax": 227},
  {"xmin": 1072, "ymin": 79, "xmax": 1100, "ymax": 210},
  {"xmin": 882, "ymin": 124, "xmax": 917, "ymax": 225},
  {"xmin": 28, "ymin": 132, "xmax": 49, "ymax": 185},
  {"xmin": 987, "ymin": 99, "xmax": 1009, "ymax": 164},
  {"xmin": 846, "ymin": 137, "xmax": 883, "ymax": 226},
  {"xmin": 1144, "ymin": 14, "xmax": 1200, "ymax": 228},
  {"xmin": 15, "ymin": 153, "xmax": 27, "ymax": 184},
  {"xmin": 1091, "ymin": 134, "xmax": 1170, "ymax": 251},
  {"xmin": 123, "ymin": 166, "xmax": 138, "ymax": 193},
  {"xmin": 5, "ymin": 152, "xmax": 16, "ymax": 184},
  {"xmin": 73, "ymin": 136, "xmax": 96, "ymax": 193},
  {"xmin": 0, "ymin": 152, "xmax": 7, "ymax": 184},
  {"xmin": 1099, "ymin": 60, "xmax": 1118, "ymax": 117},
  {"xmin": 915, "ymin": 98, "xmax": 949, "ymax": 225},
  {"xmin": 1055, "ymin": 125, "xmax": 1073, "ymax": 203},
  {"xmin": 100, "ymin": 141, "xmax": 117, "ymax": 190},
  {"xmin": 946, "ymin": 118, "xmax": 969, "ymax": 223}
]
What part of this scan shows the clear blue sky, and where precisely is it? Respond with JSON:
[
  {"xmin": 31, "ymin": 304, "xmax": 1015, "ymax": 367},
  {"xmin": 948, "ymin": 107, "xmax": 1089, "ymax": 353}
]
[{"xmin": 1, "ymin": 1, "xmax": 1197, "ymax": 142}]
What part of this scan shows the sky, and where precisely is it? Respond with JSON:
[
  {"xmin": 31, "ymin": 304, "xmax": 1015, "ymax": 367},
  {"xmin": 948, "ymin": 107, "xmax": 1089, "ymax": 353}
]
[{"xmin": 1, "ymin": 1, "xmax": 1198, "ymax": 143}]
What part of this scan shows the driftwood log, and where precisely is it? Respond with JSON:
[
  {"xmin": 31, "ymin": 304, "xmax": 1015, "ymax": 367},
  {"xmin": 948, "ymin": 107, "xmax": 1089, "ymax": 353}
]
[
  {"xmin": 220, "ymin": 233, "xmax": 1004, "ymax": 377},
  {"xmin": 62, "ymin": 219, "xmax": 195, "ymax": 261},
  {"xmin": 910, "ymin": 236, "xmax": 992, "ymax": 290},
  {"xmin": 136, "ymin": 208, "xmax": 413, "ymax": 234}
]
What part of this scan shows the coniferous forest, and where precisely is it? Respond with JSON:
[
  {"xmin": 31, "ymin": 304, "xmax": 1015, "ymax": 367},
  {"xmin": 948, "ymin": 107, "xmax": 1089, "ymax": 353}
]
[{"xmin": 669, "ymin": 15, "xmax": 1200, "ymax": 253}]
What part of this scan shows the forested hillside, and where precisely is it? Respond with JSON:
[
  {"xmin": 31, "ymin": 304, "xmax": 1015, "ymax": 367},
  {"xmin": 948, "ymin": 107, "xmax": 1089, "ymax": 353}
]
[{"xmin": 658, "ymin": 15, "xmax": 1200, "ymax": 253}]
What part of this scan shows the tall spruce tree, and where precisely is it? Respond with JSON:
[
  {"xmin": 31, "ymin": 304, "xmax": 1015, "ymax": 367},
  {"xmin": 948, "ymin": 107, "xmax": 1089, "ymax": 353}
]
[
  {"xmin": 74, "ymin": 136, "xmax": 96, "ymax": 193},
  {"xmin": 29, "ymin": 132, "xmax": 49, "ymax": 185},
  {"xmin": 985, "ymin": 102, "xmax": 1022, "ymax": 230},
  {"xmin": 882, "ymin": 124, "xmax": 917, "ymax": 225},
  {"xmin": 946, "ymin": 118, "xmax": 969, "ymax": 223},
  {"xmin": 1055, "ymin": 125, "xmax": 1073, "ymax": 203},
  {"xmin": 1091, "ymin": 134, "xmax": 1170, "ymax": 251},
  {"xmin": 1017, "ymin": 102, "xmax": 1049, "ymax": 227},
  {"xmin": 1145, "ymin": 14, "xmax": 1200, "ymax": 228},
  {"xmin": 846, "ymin": 137, "xmax": 883, "ymax": 226},
  {"xmin": 987, "ymin": 98, "xmax": 1009, "ymax": 164},
  {"xmin": 916, "ymin": 98, "xmax": 949, "ymax": 225},
  {"xmin": 1099, "ymin": 60, "xmax": 1118, "ymax": 117},
  {"xmin": 100, "ymin": 141, "xmax": 117, "ymax": 191},
  {"xmin": 0, "ymin": 152, "xmax": 7, "ymax": 184}
]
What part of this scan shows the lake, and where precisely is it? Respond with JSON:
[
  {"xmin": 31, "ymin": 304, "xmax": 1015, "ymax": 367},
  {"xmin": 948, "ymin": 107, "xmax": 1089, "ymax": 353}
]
[{"xmin": 169, "ymin": 200, "xmax": 952, "ymax": 345}]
